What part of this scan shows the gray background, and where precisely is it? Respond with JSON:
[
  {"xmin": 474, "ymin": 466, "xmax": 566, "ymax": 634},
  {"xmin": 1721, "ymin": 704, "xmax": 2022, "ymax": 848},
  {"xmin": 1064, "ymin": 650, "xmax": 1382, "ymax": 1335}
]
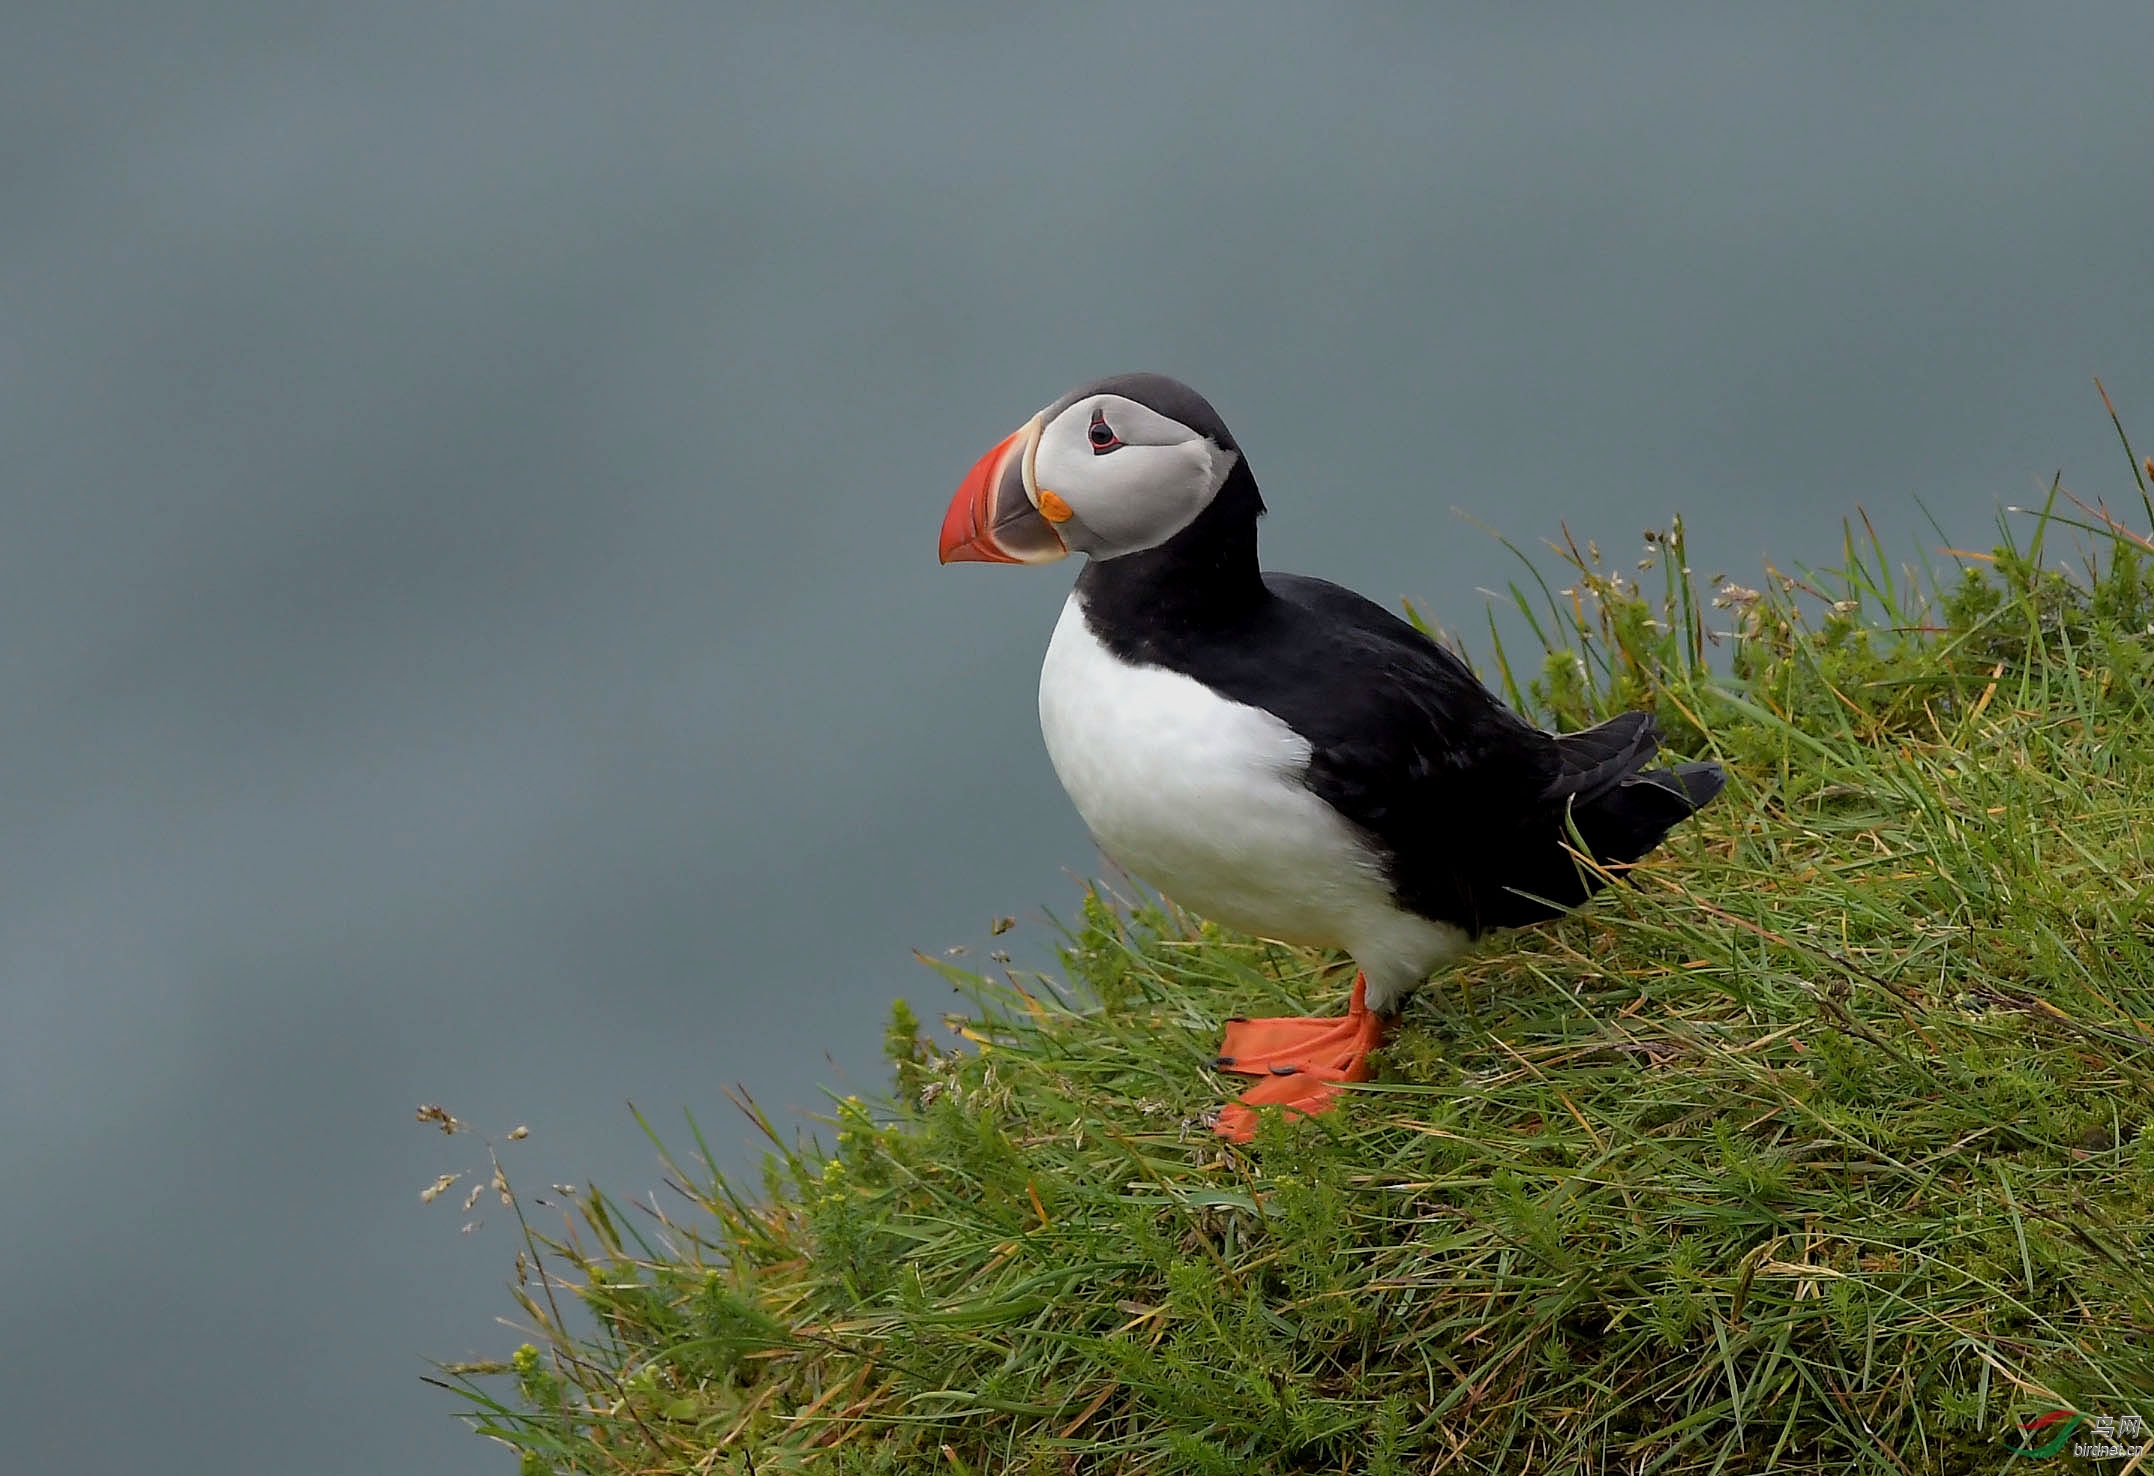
[{"xmin": 6, "ymin": 5, "xmax": 2153, "ymax": 1472}]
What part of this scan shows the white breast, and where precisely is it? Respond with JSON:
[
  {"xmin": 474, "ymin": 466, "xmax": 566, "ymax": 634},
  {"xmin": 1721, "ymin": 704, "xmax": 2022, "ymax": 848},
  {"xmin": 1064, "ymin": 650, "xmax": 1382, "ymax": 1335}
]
[{"xmin": 1036, "ymin": 594, "xmax": 1467, "ymax": 1007}]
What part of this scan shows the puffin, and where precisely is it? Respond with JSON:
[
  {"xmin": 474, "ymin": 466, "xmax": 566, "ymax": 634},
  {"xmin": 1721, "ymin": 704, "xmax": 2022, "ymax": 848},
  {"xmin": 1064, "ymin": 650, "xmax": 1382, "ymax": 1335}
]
[{"xmin": 938, "ymin": 373, "xmax": 1724, "ymax": 1142}]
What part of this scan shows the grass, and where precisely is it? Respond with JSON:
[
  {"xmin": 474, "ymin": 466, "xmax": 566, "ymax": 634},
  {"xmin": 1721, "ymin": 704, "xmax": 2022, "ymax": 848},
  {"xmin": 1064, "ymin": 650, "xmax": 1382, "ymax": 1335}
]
[{"xmin": 434, "ymin": 439, "xmax": 2154, "ymax": 1473}]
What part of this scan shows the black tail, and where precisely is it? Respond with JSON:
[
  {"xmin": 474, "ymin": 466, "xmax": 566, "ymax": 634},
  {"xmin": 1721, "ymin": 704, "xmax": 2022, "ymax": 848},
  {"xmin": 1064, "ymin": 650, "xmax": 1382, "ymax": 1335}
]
[
  {"xmin": 1494, "ymin": 712, "xmax": 1726, "ymax": 921},
  {"xmin": 1570, "ymin": 758, "xmax": 1726, "ymax": 867},
  {"xmin": 1449, "ymin": 712, "xmax": 1727, "ymax": 934}
]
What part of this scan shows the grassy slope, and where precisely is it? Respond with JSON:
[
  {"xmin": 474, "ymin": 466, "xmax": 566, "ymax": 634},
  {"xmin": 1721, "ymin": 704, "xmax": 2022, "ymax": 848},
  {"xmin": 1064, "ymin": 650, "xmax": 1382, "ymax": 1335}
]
[{"xmin": 442, "ymin": 489, "xmax": 2154, "ymax": 1473}]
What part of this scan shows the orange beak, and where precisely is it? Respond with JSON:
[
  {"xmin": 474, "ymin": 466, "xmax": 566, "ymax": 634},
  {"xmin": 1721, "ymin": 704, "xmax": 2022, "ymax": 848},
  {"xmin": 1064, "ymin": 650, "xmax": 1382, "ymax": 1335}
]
[{"xmin": 938, "ymin": 417, "xmax": 1067, "ymax": 565}]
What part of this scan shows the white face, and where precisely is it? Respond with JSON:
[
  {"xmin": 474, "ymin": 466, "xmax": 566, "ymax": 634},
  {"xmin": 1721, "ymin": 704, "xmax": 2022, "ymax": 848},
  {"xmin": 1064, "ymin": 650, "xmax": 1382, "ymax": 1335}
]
[{"xmin": 1028, "ymin": 393, "xmax": 1239, "ymax": 559}]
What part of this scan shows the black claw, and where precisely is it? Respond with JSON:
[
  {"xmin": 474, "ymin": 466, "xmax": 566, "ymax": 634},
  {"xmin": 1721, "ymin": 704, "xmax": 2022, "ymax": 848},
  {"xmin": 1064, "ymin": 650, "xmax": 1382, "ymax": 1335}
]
[
  {"xmin": 1213, "ymin": 1055, "xmax": 1236, "ymax": 1068},
  {"xmin": 1269, "ymin": 1064, "xmax": 1301, "ymax": 1076},
  {"xmin": 1226, "ymin": 1015, "xmax": 1248, "ymax": 1023}
]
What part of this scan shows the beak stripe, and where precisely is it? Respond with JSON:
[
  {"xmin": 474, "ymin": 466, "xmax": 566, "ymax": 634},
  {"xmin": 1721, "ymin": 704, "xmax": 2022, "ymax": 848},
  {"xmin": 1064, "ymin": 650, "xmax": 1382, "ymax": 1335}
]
[{"xmin": 937, "ymin": 416, "xmax": 1068, "ymax": 566}]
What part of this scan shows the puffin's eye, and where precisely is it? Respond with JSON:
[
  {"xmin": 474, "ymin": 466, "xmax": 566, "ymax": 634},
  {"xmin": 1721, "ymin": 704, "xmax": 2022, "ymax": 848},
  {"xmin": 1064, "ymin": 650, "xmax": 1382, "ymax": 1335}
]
[{"xmin": 1087, "ymin": 410, "xmax": 1122, "ymax": 454}]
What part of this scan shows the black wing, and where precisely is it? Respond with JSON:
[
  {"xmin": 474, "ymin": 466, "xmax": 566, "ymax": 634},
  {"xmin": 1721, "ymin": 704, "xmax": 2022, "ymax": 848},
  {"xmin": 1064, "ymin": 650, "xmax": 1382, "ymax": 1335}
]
[
  {"xmin": 1259, "ymin": 574, "xmax": 1588, "ymax": 931},
  {"xmin": 1083, "ymin": 569, "xmax": 1713, "ymax": 934}
]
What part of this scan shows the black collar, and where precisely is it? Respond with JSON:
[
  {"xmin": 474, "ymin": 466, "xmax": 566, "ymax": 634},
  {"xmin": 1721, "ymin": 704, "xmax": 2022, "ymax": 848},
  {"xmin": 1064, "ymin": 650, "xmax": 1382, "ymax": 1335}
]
[{"xmin": 1072, "ymin": 460, "xmax": 1269, "ymax": 638}]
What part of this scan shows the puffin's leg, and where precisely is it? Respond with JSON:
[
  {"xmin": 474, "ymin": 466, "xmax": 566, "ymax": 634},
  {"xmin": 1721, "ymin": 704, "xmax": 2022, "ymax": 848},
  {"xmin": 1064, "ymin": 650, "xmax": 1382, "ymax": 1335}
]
[{"xmin": 1212, "ymin": 973, "xmax": 1386, "ymax": 1142}]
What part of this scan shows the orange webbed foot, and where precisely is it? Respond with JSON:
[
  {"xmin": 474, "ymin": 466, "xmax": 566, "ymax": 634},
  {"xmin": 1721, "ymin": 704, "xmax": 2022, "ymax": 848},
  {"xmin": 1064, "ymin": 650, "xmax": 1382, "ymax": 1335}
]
[{"xmin": 1212, "ymin": 973, "xmax": 1386, "ymax": 1143}]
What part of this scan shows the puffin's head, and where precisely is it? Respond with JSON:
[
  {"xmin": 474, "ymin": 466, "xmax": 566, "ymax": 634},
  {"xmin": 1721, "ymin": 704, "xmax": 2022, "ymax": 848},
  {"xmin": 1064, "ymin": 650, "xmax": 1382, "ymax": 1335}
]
[{"xmin": 938, "ymin": 372, "xmax": 1244, "ymax": 565}]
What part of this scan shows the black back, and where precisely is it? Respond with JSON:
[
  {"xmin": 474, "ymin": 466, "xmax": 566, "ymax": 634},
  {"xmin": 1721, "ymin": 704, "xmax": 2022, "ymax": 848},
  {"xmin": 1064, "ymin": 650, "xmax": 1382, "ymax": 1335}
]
[{"xmin": 1074, "ymin": 453, "xmax": 1719, "ymax": 935}]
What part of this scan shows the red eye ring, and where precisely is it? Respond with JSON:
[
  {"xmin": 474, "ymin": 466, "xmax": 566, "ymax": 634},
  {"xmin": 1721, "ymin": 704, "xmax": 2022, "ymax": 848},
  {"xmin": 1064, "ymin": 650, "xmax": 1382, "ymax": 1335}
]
[{"xmin": 1087, "ymin": 409, "xmax": 1122, "ymax": 454}]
